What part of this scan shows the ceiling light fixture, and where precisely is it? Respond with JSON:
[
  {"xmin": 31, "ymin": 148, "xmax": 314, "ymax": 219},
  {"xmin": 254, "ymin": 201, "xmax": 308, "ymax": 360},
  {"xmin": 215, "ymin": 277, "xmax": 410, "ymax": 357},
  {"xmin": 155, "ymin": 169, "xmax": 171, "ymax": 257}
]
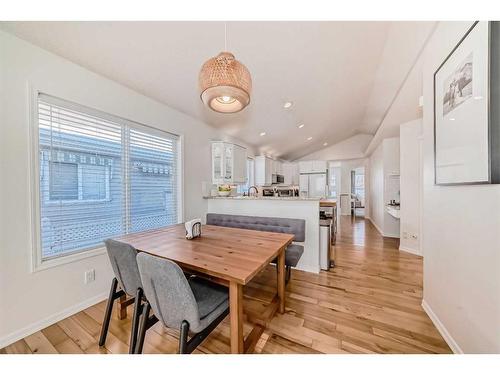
[
  {"xmin": 307, "ymin": 137, "xmax": 313, "ymax": 141},
  {"xmin": 199, "ymin": 23, "xmax": 252, "ymax": 113},
  {"xmin": 283, "ymin": 101, "xmax": 293, "ymax": 109},
  {"xmin": 260, "ymin": 132, "xmax": 266, "ymax": 136},
  {"xmin": 298, "ymin": 124, "xmax": 305, "ymax": 129},
  {"xmin": 323, "ymin": 142, "xmax": 328, "ymax": 146}
]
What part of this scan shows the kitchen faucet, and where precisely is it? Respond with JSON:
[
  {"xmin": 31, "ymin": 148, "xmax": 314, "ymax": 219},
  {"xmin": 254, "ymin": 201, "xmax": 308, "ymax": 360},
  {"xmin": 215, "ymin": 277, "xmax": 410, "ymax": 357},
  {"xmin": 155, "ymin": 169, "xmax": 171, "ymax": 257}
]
[{"xmin": 247, "ymin": 186, "xmax": 258, "ymax": 197}]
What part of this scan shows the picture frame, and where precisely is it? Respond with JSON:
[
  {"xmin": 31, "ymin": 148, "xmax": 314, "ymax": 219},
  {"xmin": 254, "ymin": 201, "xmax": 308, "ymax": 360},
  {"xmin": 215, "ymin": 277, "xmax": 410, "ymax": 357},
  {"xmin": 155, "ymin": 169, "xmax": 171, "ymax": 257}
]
[{"xmin": 433, "ymin": 21, "xmax": 500, "ymax": 185}]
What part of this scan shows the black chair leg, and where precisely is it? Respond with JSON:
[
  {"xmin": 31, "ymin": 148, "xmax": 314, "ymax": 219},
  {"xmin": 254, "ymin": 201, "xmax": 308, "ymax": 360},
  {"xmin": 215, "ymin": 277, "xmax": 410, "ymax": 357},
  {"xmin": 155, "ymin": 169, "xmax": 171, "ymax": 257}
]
[
  {"xmin": 99, "ymin": 278, "xmax": 118, "ymax": 347},
  {"xmin": 129, "ymin": 288, "xmax": 144, "ymax": 354},
  {"xmin": 134, "ymin": 302, "xmax": 151, "ymax": 354},
  {"xmin": 179, "ymin": 321, "xmax": 190, "ymax": 354}
]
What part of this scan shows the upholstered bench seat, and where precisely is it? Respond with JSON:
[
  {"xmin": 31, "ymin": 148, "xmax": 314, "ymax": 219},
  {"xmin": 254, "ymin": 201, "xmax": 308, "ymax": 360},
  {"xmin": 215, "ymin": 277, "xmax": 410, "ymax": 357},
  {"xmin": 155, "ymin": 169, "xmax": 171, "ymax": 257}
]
[{"xmin": 271, "ymin": 244, "xmax": 304, "ymax": 268}]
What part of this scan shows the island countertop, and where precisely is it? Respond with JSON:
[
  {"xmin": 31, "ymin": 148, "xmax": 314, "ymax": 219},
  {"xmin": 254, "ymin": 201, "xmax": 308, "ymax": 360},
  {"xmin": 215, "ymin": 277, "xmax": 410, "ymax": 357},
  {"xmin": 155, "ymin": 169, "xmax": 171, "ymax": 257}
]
[{"xmin": 203, "ymin": 196, "xmax": 322, "ymax": 201}]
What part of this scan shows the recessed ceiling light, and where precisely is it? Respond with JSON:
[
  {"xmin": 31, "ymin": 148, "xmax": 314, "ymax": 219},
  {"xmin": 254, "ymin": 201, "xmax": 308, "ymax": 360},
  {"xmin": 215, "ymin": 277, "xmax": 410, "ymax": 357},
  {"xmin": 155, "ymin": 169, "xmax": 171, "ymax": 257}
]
[
  {"xmin": 260, "ymin": 132, "xmax": 266, "ymax": 136},
  {"xmin": 283, "ymin": 101, "xmax": 293, "ymax": 109},
  {"xmin": 323, "ymin": 142, "xmax": 328, "ymax": 146},
  {"xmin": 307, "ymin": 137, "xmax": 313, "ymax": 141},
  {"xmin": 449, "ymin": 118, "xmax": 455, "ymax": 121},
  {"xmin": 298, "ymin": 124, "xmax": 305, "ymax": 129},
  {"xmin": 474, "ymin": 96, "xmax": 483, "ymax": 100}
]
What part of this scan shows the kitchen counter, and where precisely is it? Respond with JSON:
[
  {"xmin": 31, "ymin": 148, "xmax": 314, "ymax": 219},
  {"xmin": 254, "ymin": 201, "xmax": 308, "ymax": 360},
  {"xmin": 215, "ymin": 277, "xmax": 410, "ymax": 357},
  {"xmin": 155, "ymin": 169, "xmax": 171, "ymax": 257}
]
[
  {"xmin": 319, "ymin": 199, "xmax": 337, "ymax": 207},
  {"xmin": 386, "ymin": 205, "xmax": 400, "ymax": 219},
  {"xmin": 204, "ymin": 196, "xmax": 321, "ymax": 201}
]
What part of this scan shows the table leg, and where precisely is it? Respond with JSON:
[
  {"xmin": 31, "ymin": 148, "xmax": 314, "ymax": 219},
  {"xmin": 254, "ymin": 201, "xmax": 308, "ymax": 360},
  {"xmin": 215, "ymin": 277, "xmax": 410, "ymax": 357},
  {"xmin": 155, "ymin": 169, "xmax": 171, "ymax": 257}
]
[
  {"xmin": 277, "ymin": 249, "xmax": 286, "ymax": 314},
  {"xmin": 229, "ymin": 281, "xmax": 244, "ymax": 354},
  {"xmin": 116, "ymin": 294, "xmax": 127, "ymax": 320}
]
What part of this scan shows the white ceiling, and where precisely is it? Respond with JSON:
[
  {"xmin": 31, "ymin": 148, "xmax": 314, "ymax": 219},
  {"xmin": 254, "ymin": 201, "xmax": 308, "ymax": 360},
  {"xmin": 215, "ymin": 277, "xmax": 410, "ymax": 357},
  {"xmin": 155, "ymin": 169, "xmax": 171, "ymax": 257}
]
[{"xmin": 0, "ymin": 21, "xmax": 436, "ymax": 160}]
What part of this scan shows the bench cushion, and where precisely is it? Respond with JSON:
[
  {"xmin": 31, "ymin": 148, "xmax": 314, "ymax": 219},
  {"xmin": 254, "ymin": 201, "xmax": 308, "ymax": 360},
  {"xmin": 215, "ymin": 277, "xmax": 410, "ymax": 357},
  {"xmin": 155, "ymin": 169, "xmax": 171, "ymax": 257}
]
[
  {"xmin": 271, "ymin": 244, "xmax": 304, "ymax": 267},
  {"xmin": 206, "ymin": 213, "xmax": 305, "ymax": 242}
]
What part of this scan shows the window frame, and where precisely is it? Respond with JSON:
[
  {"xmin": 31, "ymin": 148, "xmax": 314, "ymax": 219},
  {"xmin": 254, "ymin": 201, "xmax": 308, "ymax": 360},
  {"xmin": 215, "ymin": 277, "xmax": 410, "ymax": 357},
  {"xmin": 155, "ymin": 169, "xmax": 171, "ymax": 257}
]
[{"xmin": 29, "ymin": 89, "xmax": 183, "ymax": 272}]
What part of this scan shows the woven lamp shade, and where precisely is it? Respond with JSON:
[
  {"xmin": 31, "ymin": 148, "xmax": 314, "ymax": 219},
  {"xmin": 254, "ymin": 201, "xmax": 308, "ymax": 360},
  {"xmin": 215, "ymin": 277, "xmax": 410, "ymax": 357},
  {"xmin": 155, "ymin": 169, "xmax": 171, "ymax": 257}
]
[{"xmin": 199, "ymin": 52, "xmax": 252, "ymax": 113}]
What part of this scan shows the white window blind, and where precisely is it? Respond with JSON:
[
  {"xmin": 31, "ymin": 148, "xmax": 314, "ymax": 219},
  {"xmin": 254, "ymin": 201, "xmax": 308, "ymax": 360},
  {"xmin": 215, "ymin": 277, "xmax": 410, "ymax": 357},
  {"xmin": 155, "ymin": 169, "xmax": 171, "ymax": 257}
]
[{"xmin": 37, "ymin": 94, "xmax": 179, "ymax": 261}]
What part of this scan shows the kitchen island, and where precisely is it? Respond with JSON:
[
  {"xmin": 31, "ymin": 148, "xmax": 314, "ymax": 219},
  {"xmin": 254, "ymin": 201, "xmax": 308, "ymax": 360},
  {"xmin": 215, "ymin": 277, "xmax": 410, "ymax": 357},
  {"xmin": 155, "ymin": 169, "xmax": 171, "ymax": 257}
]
[{"xmin": 205, "ymin": 196, "xmax": 323, "ymax": 273}]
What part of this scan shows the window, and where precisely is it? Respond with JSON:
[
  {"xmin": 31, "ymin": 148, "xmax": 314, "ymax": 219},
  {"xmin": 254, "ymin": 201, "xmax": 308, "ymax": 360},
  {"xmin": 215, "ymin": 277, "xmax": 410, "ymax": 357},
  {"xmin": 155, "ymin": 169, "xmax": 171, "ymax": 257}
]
[
  {"xmin": 36, "ymin": 94, "xmax": 180, "ymax": 263},
  {"xmin": 328, "ymin": 166, "xmax": 340, "ymax": 198},
  {"xmin": 49, "ymin": 162, "xmax": 78, "ymax": 200},
  {"xmin": 47, "ymin": 162, "xmax": 110, "ymax": 202},
  {"xmin": 354, "ymin": 173, "xmax": 365, "ymax": 200}
]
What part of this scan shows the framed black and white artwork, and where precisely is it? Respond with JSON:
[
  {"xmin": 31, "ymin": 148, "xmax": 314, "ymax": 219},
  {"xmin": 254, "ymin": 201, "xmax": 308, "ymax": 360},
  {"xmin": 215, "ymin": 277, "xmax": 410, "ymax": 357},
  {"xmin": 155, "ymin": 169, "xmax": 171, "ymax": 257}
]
[{"xmin": 433, "ymin": 21, "xmax": 500, "ymax": 185}]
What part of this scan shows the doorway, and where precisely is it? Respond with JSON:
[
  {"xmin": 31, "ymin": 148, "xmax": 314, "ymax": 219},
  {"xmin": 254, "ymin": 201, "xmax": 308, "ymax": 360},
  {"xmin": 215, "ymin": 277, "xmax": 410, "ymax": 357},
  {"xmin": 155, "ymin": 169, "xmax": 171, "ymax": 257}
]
[{"xmin": 351, "ymin": 167, "xmax": 365, "ymax": 218}]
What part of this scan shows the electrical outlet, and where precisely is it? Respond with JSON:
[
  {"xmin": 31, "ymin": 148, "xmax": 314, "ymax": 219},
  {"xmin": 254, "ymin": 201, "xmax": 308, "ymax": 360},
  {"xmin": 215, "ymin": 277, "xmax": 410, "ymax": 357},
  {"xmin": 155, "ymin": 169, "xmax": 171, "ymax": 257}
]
[
  {"xmin": 411, "ymin": 234, "xmax": 418, "ymax": 240},
  {"xmin": 84, "ymin": 269, "xmax": 95, "ymax": 284}
]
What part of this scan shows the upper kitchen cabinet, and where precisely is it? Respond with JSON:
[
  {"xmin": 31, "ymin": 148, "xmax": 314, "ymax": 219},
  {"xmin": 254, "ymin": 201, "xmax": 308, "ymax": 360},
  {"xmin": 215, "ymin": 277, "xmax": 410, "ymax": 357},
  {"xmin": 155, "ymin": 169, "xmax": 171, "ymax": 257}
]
[
  {"xmin": 283, "ymin": 163, "xmax": 299, "ymax": 185},
  {"xmin": 299, "ymin": 160, "xmax": 327, "ymax": 173},
  {"xmin": 255, "ymin": 155, "xmax": 273, "ymax": 186},
  {"xmin": 211, "ymin": 141, "xmax": 247, "ymax": 184}
]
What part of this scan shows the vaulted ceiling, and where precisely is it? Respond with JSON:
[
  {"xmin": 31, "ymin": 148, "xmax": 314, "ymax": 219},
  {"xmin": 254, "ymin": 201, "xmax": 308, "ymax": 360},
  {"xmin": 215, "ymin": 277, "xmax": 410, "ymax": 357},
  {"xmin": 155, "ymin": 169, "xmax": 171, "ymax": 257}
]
[{"xmin": 0, "ymin": 21, "xmax": 436, "ymax": 160}]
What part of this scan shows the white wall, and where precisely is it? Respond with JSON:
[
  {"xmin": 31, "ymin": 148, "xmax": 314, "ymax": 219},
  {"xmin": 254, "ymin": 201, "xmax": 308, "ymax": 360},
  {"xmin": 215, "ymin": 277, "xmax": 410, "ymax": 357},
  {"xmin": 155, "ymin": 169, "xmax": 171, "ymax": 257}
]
[
  {"xmin": 0, "ymin": 31, "xmax": 253, "ymax": 347},
  {"xmin": 297, "ymin": 134, "xmax": 373, "ymax": 161},
  {"xmin": 420, "ymin": 22, "xmax": 500, "ymax": 353},
  {"xmin": 399, "ymin": 119, "xmax": 422, "ymax": 255},
  {"xmin": 368, "ymin": 137, "xmax": 400, "ymax": 237},
  {"xmin": 368, "ymin": 142, "xmax": 385, "ymax": 233}
]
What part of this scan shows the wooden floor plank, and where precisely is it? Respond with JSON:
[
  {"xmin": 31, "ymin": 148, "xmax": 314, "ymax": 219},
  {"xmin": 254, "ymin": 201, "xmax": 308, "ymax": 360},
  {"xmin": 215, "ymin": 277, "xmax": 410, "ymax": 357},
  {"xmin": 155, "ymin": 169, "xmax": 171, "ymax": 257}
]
[
  {"xmin": 1, "ymin": 216, "xmax": 451, "ymax": 354},
  {"xmin": 23, "ymin": 331, "xmax": 58, "ymax": 354}
]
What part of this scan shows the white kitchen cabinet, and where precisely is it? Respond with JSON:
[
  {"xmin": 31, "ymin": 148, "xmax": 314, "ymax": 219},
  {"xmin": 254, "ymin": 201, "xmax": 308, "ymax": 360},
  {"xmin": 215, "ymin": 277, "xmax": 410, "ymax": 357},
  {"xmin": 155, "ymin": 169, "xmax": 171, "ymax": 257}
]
[
  {"xmin": 271, "ymin": 159, "xmax": 276, "ymax": 175},
  {"xmin": 255, "ymin": 155, "xmax": 273, "ymax": 186},
  {"xmin": 299, "ymin": 161, "xmax": 313, "ymax": 174},
  {"xmin": 276, "ymin": 160, "xmax": 283, "ymax": 175},
  {"xmin": 283, "ymin": 163, "xmax": 299, "ymax": 185},
  {"xmin": 312, "ymin": 160, "xmax": 327, "ymax": 173},
  {"xmin": 211, "ymin": 141, "xmax": 247, "ymax": 184},
  {"xmin": 299, "ymin": 160, "xmax": 327, "ymax": 174}
]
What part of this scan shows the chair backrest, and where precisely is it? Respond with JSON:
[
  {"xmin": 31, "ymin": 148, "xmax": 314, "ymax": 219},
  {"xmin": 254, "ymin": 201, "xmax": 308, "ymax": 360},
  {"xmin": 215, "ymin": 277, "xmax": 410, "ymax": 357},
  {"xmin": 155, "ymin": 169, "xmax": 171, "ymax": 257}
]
[
  {"xmin": 136, "ymin": 252, "xmax": 201, "ymax": 331},
  {"xmin": 206, "ymin": 213, "xmax": 305, "ymax": 242},
  {"xmin": 104, "ymin": 239, "xmax": 143, "ymax": 296}
]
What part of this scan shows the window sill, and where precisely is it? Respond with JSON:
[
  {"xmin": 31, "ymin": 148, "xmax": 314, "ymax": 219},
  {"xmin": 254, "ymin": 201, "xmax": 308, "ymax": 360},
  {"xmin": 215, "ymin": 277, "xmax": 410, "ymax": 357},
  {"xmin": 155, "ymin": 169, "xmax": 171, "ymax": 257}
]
[{"xmin": 32, "ymin": 245, "xmax": 107, "ymax": 273}]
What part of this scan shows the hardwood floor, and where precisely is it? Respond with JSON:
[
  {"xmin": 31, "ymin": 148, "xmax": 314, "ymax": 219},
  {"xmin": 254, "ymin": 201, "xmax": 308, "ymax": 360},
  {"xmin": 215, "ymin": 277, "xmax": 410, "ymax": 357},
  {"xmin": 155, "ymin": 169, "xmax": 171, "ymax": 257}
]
[{"xmin": 2, "ymin": 216, "xmax": 451, "ymax": 354}]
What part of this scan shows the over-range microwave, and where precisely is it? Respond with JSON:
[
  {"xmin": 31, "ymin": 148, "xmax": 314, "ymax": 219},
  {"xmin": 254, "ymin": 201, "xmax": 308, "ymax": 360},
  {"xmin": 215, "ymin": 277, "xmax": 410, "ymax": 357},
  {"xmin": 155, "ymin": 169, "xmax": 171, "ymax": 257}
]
[{"xmin": 272, "ymin": 174, "xmax": 284, "ymax": 184}]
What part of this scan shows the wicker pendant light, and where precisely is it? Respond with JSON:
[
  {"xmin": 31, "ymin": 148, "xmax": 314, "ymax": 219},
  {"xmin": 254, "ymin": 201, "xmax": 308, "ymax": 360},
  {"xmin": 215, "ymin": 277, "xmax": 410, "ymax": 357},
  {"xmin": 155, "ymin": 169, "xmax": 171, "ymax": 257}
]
[{"xmin": 199, "ymin": 24, "xmax": 252, "ymax": 113}]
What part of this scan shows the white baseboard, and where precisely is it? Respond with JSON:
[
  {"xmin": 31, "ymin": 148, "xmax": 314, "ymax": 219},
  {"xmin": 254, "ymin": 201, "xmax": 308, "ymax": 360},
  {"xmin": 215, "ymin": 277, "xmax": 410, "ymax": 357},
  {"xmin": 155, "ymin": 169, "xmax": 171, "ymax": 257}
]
[
  {"xmin": 367, "ymin": 217, "xmax": 384, "ymax": 236},
  {"xmin": 0, "ymin": 291, "xmax": 108, "ymax": 349},
  {"xmin": 399, "ymin": 245, "xmax": 422, "ymax": 257},
  {"xmin": 367, "ymin": 217, "xmax": 400, "ymax": 238},
  {"xmin": 421, "ymin": 299, "xmax": 463, "ymax": 354}
]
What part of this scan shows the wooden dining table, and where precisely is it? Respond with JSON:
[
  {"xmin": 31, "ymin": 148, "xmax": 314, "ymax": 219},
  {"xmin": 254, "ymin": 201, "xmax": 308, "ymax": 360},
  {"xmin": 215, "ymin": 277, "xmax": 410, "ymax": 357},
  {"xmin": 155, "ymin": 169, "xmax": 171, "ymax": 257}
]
[{"xmin": 113, "ymin": 223, "xmax": 294, "ymax": 354}]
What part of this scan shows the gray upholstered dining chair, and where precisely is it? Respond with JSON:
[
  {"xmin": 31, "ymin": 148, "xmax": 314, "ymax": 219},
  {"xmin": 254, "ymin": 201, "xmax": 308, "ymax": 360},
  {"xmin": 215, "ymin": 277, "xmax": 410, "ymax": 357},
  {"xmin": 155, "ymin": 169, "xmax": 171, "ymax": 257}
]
[
  {"xmin": 100, "ymin": 239, "xmax": 146, "ymax": 354},
  {"xmin": 134, "ymin": 252, "xmax": 229, "ymax": 354}
]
